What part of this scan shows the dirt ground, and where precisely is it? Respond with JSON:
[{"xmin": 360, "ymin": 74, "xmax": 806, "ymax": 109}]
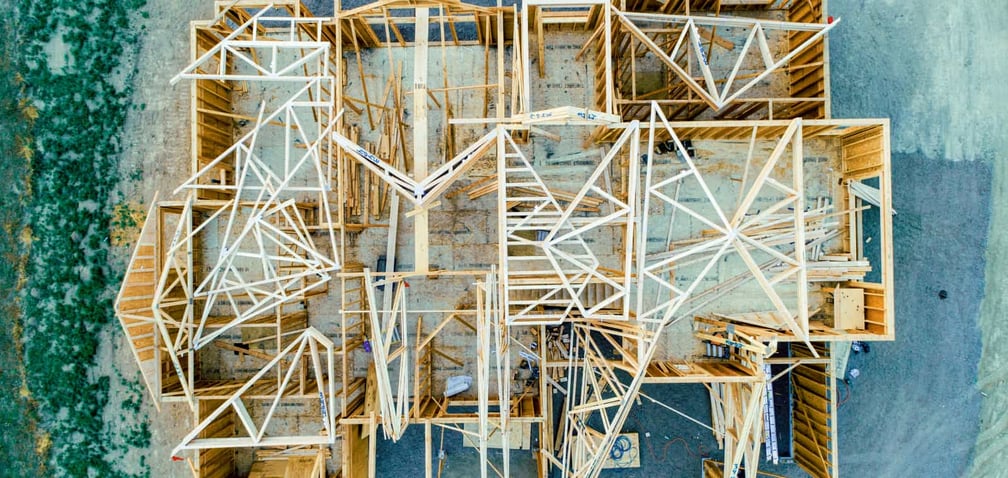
[
  {"xmin": 99, "ymin": 1, "xmax": 1008, "ymax": 477},
  {"xmin": 105, "ymin": 0, "xmax": 209, "ymax": 476}
]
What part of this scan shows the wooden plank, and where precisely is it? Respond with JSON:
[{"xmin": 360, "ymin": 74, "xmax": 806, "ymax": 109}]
[
  {"xmin": 413, "ymin": 7, "xmax": 430, "ymax": 273},
  {"xmin": 425, "ymin": 422, "xmax": 433, "ymax": 478}
]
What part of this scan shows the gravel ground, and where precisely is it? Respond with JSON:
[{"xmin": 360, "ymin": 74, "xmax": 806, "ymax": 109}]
[{"xmin": 829, "ymin": 1, "xmax": 1007, "ymax": 476}]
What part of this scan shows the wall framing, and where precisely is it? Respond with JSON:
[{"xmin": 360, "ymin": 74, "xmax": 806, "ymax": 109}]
[{"xmin": 113, "ymin": 1, "xmax": 892, "ymax": 477}]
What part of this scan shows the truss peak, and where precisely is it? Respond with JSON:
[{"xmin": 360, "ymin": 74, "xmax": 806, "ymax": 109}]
[
  {"xmin": 333, "ymin": 127, "xmax": 497, "ymax": 208},
  {"xmin": 114, "ymin": 198, "xmax": 162, "ymax": 406}
]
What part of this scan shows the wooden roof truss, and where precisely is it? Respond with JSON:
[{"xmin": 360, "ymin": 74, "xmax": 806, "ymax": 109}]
[
  {"xmin": 611, "ymin": 10, "xmax": 837, "ymax": 111},
  {"xmin": 172, "ymin": 4, "xmax": 333, "ymax": 84},
  {"xmin": 172, "ymin": 327, "xmax": 337, "ymax": 453},
  {"xmin": 495, "ymin": 119, "xmax": 638, "ymax": 326},
  {"xmin": 110, "ymin": 1, "xmax": 894, "ymax": 476},
  {"xmin": 360, "ymin": 270, "xmax": 414, "ymax": 440},
  {"xmin": 637, "ymin": 104, "xmax": 811, "ymax": 344}
]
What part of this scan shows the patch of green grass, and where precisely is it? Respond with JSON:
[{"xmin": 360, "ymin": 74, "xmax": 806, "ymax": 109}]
[
  {"xmin": 13, "ymin": 0, "xmax": 150, "ymax": 476},
  {"xmin": 0, "ymin": 3, "xmax": 44, "ymax": 478}
]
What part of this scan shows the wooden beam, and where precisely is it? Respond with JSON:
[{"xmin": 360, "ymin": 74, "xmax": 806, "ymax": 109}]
[
  {"xmin": 413, "ymin": 7, "xmax": 430, "ymax": 273},
  {"xmin": 425, "ymin": 422, "xmax": 433, "ymax": 478}
]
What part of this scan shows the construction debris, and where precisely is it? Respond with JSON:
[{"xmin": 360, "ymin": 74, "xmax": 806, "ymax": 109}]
[{"xmin": 114, "ymin": 1, "xmax": 894, "ymax": 477}]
